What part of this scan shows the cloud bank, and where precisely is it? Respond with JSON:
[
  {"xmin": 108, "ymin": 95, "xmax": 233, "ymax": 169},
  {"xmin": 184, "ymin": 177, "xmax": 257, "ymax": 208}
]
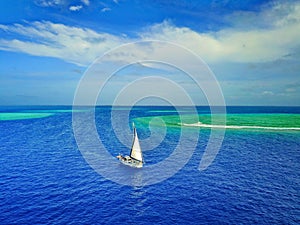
[
  {"xmin": 0, "ymin": 21, "xmax": 123, "ymax": 66},
  {"xmin": 0, "ymin": 1, "xmax": 300, "ymax": 66}
]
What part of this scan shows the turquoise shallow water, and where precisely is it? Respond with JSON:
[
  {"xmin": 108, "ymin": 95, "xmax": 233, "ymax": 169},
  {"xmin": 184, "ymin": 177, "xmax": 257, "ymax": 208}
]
[
  {"xmin": 136, "ymin": 113, "xmax": 300, "ymax": 131},
  {"xmin": 0, "ymin": 106, "xmax": 299, "ymax": 224},
  {"xmin": 0, "ymin": 107, "xmax": 89, "ymax": 121},
  {"xmin": 0, "ymin": 112, "xmax": 54, "ymax": 120}
]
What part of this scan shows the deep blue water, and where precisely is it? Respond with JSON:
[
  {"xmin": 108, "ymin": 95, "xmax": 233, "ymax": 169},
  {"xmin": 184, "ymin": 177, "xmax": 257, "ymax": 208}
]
[{"xmin": 0, "ymin": 106, "xmax": 299, "ymax": 224}]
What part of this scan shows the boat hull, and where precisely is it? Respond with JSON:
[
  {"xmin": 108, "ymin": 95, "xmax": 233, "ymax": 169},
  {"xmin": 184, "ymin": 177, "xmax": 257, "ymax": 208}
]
[{"xmin": 117, "ymin": 155, "xmax": 143, "ymax": 168}]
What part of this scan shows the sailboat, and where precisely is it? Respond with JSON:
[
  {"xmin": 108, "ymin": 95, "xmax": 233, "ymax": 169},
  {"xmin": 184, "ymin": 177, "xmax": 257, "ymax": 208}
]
[{"xmin": 116, "ymin": 123, "xmax": 144, "ymax": 168}]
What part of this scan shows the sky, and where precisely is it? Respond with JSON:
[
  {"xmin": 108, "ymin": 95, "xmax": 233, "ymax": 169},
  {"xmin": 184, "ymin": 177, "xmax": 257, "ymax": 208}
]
[{"xmin": 0, "ymin": 0, "xmax": 299, "ymax": 106}]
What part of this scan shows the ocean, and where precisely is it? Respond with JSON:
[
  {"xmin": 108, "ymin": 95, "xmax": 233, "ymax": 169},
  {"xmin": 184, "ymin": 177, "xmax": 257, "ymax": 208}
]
[{"xmin": 0, "ymin": 106, "xmax": 299, "ymax": 224}]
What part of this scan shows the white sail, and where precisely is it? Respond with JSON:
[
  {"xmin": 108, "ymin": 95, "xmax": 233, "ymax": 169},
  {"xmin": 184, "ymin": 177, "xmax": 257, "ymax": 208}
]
[{"xmin": 130, "ymin": 126, "xmax": 143, "ymax": 162}]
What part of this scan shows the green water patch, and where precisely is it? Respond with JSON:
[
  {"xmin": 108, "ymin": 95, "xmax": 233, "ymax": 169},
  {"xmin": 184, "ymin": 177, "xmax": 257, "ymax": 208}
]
[
  {"xmin": 0, "ymin": 108, "xmax": 92, "ymax": 121},
  {"xmin": 223, "ymin": 114, "xmax": 300, "ymax": 128},
  {"xmin": 0, "ymin": 113, "xmax": 54, "ymax": 121},
  {"xmin": 135, "ymin": 114, "xmax": 199, "ymax": 128},
  {"xmin": 135, "ymin": 114, "xmax": 300, "ymax": 131}
]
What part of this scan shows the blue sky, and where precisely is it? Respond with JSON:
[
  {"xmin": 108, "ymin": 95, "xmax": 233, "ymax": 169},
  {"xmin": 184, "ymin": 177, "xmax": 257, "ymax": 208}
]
[{"xmin": 0, "ymin": 0, "xmax": 299, "ymax": 105}]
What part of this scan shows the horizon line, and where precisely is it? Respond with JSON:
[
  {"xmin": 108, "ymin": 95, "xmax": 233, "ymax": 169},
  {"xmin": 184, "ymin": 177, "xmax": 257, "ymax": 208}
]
[{"xmin": 1, "ymin": 104, "xmax": 300, "ymax": 107}]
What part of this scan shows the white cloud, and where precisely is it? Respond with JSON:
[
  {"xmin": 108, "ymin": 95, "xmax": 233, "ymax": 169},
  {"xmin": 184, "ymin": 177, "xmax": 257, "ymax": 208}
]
[
  {"xmin": 140, "ymin": 2, "xmax": 300, "ymax": 63},
  {"xmin": 81, "ymin": 0, "xmax": 90, "ymax": 6},
  {"xmin": 101, "ymin": 7, "xmax": 111, "ymax": 12},
  {"xmin": 262, "ymin": 91, "xmax": 274, "ymax": 96},
  {"xmin": 0, "ymin": 1, "xmax": 300, "ymax": 66},
  {"xmin": 35, "ymin": 0, "xmax": 65, "ymax": 7},
  {"xmin": 0, "ymin": 21, "xmax": 123, "ymax": 66},
  {"xmin": 69, "ymin": 5, "xmax": 83, "ymax": 11},
  {"xmin": 36, "ymin": 0, "xmax": 89, "ymax": 9}
]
